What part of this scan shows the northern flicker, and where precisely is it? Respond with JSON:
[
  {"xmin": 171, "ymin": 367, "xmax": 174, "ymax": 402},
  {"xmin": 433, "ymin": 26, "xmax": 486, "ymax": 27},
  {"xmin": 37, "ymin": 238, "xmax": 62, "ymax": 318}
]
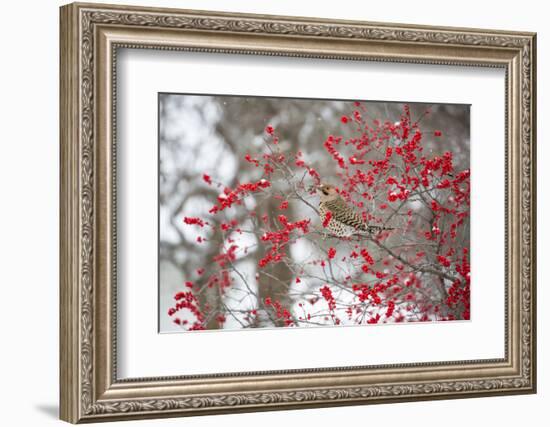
[{"xmin": 317, "ymin": 183, "xmax": 391, "ymax": 237}]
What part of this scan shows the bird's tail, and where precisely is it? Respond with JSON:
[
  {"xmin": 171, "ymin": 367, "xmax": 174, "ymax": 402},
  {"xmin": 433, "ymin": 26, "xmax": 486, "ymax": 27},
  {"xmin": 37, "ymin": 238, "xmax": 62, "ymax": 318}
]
[{"xmin": 363, "ymin": 225, "xmax": 395, "ymax": 234}]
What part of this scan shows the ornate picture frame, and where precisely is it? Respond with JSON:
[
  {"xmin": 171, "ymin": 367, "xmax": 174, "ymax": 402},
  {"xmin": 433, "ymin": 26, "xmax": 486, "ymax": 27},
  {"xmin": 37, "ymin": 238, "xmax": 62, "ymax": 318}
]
[{"xmin": 60, "ymin": 2, "xmax": 536, "ymax": 423}]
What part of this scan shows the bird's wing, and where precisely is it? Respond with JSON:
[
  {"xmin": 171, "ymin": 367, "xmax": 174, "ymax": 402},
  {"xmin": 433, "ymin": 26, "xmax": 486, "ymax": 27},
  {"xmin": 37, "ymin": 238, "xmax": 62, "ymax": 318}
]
[{"xmin": 325, "ymin": 198, "xmax": 368, "ymax": 231}]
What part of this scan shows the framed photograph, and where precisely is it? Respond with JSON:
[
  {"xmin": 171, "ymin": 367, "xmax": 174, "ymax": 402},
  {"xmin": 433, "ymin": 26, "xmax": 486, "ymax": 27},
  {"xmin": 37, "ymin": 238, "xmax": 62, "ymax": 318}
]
[{"xmin": 60, "ymin": 2, "xmax": 537, "ymax": 423}]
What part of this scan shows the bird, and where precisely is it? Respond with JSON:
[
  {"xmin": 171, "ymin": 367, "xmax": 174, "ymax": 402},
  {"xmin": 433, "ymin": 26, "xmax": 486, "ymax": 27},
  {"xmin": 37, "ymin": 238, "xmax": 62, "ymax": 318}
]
[{"xmin": 316, "ymin": 183, "xmax": 392, "ymax": 237}]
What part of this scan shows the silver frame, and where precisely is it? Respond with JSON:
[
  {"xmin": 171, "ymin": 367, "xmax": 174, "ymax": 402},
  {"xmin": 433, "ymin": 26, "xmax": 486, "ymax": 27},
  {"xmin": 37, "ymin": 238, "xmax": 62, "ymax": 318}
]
[{"xmin": 60, "ymin": 2, "xmax": 536, "ymax": 423}]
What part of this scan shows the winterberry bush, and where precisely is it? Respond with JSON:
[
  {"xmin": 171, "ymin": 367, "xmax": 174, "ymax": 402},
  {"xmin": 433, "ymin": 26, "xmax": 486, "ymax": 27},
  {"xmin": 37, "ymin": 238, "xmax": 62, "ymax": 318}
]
[{"xmin": 160, "ymin": 96, "xmax": 470, "ymax": 331}]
